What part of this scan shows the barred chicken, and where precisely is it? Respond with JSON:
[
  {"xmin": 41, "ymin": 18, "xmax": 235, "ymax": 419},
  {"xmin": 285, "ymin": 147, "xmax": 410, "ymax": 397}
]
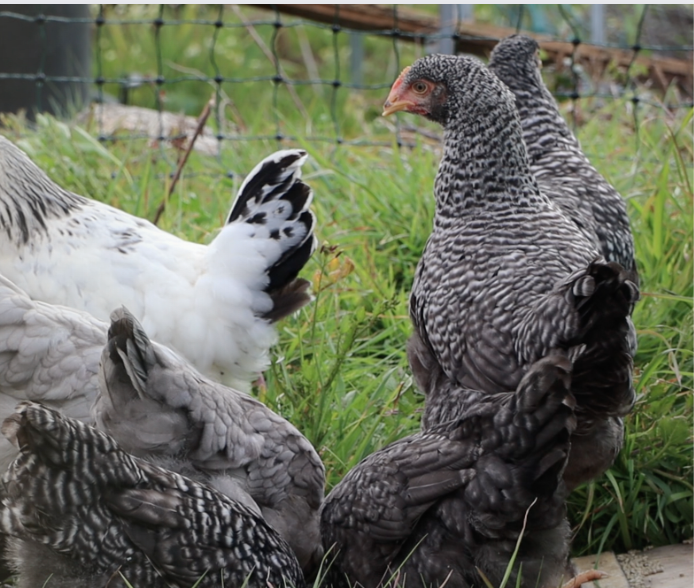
[
  {"xmin": 0, "ymin": 402, "xmax": 306, "ymax": 588},
  {"xmin": 321, "ymin": 354, "xmax": 580, "ymax": 588},
  {"xmin": 95, "ymin": 306, "xmax": 325, "ymax": 572},
  {"xmin": 0, "ymin": 278, "xmax": 325, "ymax": 572},
  {"xmin": 384, "ymin": 55, "xmax": 638, "ymax": 489},
  {"xmin": 0, "ymin": 138, "xmax": 316, "ymax": 390},
  {"xmin": 488, "ymin": 34, "xmax": 637, "ymax": 277}
]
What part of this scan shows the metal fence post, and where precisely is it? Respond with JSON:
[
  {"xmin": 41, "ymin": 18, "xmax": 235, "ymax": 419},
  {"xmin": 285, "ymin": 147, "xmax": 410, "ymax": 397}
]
[
  {"xmin": 0, "ymin": 5, "xmax": 92, "ymax": 119},
  {"xmin": 591, "ymin": 4, "xmax": 606, "ymax": 45},
  {"xmin": 350, "ymin": 32, "xmax": 364, "ymax": 86},
  {"xmin": 439, "ymin": 4, "xmax": 456, "ymax": 54},
  {"xmin": 458, "ymin": 5, "xmax": 474, "ymax": 22}
]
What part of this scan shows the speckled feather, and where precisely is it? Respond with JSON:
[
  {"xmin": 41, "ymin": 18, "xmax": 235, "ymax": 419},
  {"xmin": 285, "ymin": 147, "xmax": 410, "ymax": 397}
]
[
  {"xmin": 390, "ymin": 55, "xmax": 638, "ymax": 488},
  {"xmin": 94, "ymin": 306, "xmax": 325, "ymax": 572},
  {"xmin": 488, "ymin": 35, "xmax": 637, "ymax": 276},
  {"xmin": 0, "ymin": 279, "xmax": 325, "ymax": 571},
  {"xmin": 0, "ymin": 138, "xmax": 316, "ymax": 390},
  {"xmin": 0, "ymin": 275, "xmax": 105, "ymax": 471},
  {"xmin": 0, "ymin": 402, "xmax": 306, "ymax": 588},
  {"xmin": 321, "ymin": 354, "xmax": 576, "ymax": 588}
]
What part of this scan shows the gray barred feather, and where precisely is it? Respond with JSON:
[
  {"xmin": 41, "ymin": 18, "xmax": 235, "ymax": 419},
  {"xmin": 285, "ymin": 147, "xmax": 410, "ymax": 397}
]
[
  {"xmin": 395, "ymin": 54, "xmax": 637, "ymax": 488},
  {"xmin": 95, "ymin": 306, "xmax": 325, "ymax": 573},
  {"xmin": 321, "ymin": 355, "xmax": 576, "ymax": 588},
  {"xmin": 0, "ymin": 402, "xmax": 305, "ymax": 588},
  {"xmin": 488, "ymin": 35, "xmax": 637, "ymax": 276},
  {"xmin": 0, "ymin": 278, "xmax": 324, "ymax": 573},
  {"xmin": 0, "ymin": 274, "xmax": 105, "ymax": 472}
]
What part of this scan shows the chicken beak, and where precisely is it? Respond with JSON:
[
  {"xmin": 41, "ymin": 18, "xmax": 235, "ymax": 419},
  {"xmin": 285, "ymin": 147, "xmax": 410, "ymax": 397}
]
[
  {"xmin": 383, "ymin": 66, "xmax": 412, "ymax": 116},
  {"xmin": 382, "ymin": 99, "xmax": 414, "ymax": 116}
]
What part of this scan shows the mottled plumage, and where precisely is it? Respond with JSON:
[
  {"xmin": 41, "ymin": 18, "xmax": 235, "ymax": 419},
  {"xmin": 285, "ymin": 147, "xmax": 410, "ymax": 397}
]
[
  {"xmin": 95, "ymin": 306, "xmax": 325, "ymax": 572},
  {"xmin": 0, "ymin": 274, "xmax": 104, "ymax": 471},
  {"xmin": 321, "ymin": 355, "xmax": 576, "ymax": 588},
  {"xmin": 0, "ymin": 279, "xmax": 325, "ymax": 571},
  {"xmin": 488, "ymin": 35, "xmax": 637, "ymax": 276},
  {"xmin": 0, "ymin": 402, "xmax": 306, "ymax": 588},
  {"xmin": 384, "ymin": 55, "xmax": 638, "ymax": 489},
  {"xmin": 0, "ymin": 138, "xmax": 316, "ymax": 390}
]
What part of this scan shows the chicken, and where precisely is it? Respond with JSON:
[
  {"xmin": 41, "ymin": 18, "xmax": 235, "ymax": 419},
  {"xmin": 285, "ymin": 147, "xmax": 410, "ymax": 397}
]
[
  {"xmin": 383, "ymin": 55, "xmax": 638, "ymax": 489},
  {"xmin": 321, "ymin": 354, "xmax": 578, "ymax": 588},
  {"xmin": 0, "ymin": 278, "xmax": 325, "ymax": 571},
  {"xmin": 0, "ymin": 138, "xmax": 316, "ymax": 390},
  {"xmin": 0, "ymin": 402, "xmax": 306, "ymax": 588},
  {"xmin": 0, "ymin": 274, "xmax": 105, "ymax": 470},
  {"xmin": 488, "ymin": 34, "xmax": 637, "ymax": 277},
  {"xmin": 95, "ymin": 306, "xmax": 325, "ymax": 572}
]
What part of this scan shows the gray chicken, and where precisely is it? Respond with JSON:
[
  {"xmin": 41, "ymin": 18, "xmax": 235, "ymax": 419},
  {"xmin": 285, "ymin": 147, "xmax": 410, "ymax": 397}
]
[
  {"xmin": 383, "ymin": 54, "xmax": 638, "ymax": 490},
  {"xmin": 0, "ymin": 278, "xmax": 325, "ymax": 573},
  {"xmin": 321, "ymin": 354, "xmax": 579, "ymax": 588},
  {"xmin": 95, "ymin": 306, "xmax": 325, "ymax": 572},
  {"xmin": 0, "ymin": 401, "xmax": 306, "ymax": 588},
  {"xmin": 488, "ymin": 34, "xmax": 637, "ymax": 277}
]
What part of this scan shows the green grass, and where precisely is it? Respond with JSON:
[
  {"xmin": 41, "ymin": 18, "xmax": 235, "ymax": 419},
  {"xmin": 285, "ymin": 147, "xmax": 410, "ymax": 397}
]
[
  {"xmin": 567, "ymin": 104, "xmax": 693, "ymax": 555},
  {"xmin": 4, "ymin": 93, "xmax": 690, "ymax": 561},
  {"xmin": 0, "ymin": 4, "xmax": 691, "ymax": 580}
]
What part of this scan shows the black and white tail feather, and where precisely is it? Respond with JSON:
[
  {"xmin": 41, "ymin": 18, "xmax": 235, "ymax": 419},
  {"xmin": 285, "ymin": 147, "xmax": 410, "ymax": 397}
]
[{"xmin": 227, "ymin": 149, "xmax": 317, "ymax": 321}]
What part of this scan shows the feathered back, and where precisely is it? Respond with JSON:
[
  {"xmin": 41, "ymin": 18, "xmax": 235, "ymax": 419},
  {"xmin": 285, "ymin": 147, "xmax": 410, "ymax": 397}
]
[
  {"xmin": 0, "ymin": 275, "xmax": 106, "ymax": 470},
  {"xmin": 0, "ymin": 402, "xmax": 306, "ymax": 588},
  {"xmin": 488, "ymin": 35, "xmax": 637, "ymax": 275},
  {"xmin": 94, "ymin": 306, "xmax": 326, "ymax": 572}
]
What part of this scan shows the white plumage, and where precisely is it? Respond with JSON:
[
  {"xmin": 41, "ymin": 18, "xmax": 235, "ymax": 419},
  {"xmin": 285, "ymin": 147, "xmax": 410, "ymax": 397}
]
[{"xmin": 0, "ymin": 138, "xmax": 316, "ymax": 390}]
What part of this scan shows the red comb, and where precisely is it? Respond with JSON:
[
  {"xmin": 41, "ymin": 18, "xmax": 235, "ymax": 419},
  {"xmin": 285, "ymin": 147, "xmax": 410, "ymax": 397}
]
[{"xmin": 390, "ymin": 66, "xmax": 411, "ymax": 92}]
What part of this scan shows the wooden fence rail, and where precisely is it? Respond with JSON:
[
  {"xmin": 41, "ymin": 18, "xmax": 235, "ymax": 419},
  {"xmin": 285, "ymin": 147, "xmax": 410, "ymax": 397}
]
[{"xmin": 255, "ymin": 4, "xmax": 693, "ymax": 96}]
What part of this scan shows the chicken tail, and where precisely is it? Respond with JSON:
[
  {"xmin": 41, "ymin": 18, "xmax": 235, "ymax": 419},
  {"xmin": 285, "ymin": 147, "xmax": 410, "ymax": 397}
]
[
  {"xmin": 226, "ymin": 150, "xmax": 317, "ymax": 321},
  {"xmin": 94, "ymin": 307, "xmax": 192, "ymax": 456},
  {"xmin": 457, "ymin": 354, "xmax": 576, "ymax": 587},
  {"xmin": 101, "ymin": 306, "xmax": 155, "ymax": 401},
  {"xmin": 567, "ymin": 260, "xmax": 639, "ymax": 422},
  {"xmin": 461, "ymin": 353, "xmax": 576, "ymax": 523}
]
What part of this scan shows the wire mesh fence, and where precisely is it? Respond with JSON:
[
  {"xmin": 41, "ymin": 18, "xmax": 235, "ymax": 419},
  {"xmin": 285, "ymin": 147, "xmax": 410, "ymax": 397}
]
[{"xmin": 0, "ymin": 4, "xmax": 692, "ymax": 177}]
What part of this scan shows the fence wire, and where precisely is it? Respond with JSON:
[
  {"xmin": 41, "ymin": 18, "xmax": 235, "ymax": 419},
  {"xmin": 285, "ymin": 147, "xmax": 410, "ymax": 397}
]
[{"xmin": 0, "ymin": 4, "xmax": 691, "ymax": 178}]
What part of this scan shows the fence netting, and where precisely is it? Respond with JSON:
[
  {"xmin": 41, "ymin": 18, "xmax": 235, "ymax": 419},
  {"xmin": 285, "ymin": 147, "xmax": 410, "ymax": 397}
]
[{"xmin": 0, "ymin": 4, "xmax": 691, "ymax": 177}]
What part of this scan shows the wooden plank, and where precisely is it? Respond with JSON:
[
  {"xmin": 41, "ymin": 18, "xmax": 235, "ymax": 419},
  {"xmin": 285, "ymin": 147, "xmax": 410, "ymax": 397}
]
[
  {"xmin": 572, "ymin": 552, "xmax": 629, "ymax": 588},
  {"xmin": 573, "ymin": 544, "xmax": 693, "ymax": 587},
  {"xmin": 637, "ymin": 543, "xmax": 693, "ymax": 588},
  {"xmin": 255, "ymin": 4, "xmax": 693, "ymax": 93},
  {"xmin": 253, "ymin": 4, "xmax": 440, "ymax": 36}
]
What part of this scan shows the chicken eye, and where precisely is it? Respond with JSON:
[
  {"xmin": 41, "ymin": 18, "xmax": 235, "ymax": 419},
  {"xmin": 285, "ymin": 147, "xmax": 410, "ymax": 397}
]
[{"xmin": 412, "ymin": 81, "xmax": 429, "ymax": 95}]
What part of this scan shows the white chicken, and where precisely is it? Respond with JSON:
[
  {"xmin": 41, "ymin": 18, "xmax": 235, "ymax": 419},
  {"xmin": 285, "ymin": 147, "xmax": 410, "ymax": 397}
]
[{"xmin": 0, "ymin": 138, "xmax": 316, "ymax": 390}]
